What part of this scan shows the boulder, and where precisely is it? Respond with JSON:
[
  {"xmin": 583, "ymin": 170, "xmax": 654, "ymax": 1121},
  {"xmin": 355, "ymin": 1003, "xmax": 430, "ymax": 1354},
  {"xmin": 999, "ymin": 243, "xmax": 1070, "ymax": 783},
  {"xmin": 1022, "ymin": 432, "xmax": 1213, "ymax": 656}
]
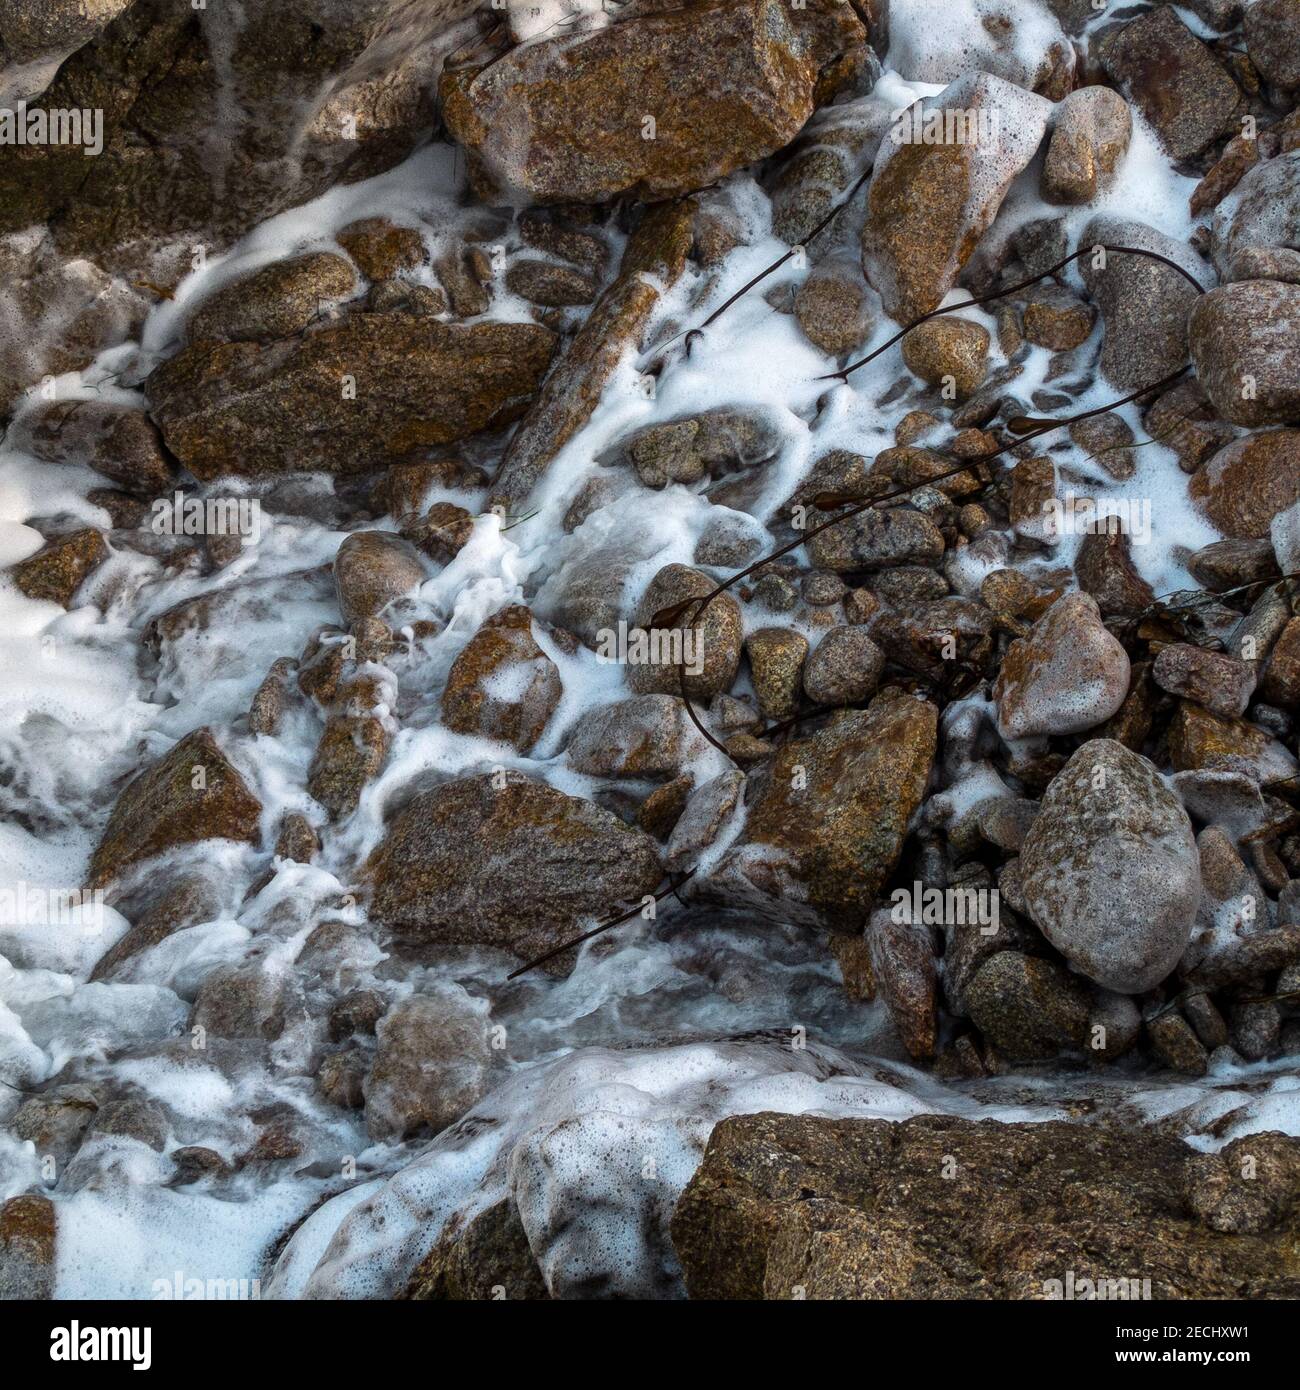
[
  {"xmin": 439, "ymin": 0, "xmax": 866, "ymax": 204},
  {"xmin": 334, "ymin": 531, "xmax": 426, "ymax": 625},
  {"xmin": 442, "ymin": 605, "xmax": 562, "ymax": 753},
  {"xmin": 88, "ymin": 728, "xmax": 262, "ymax": 887},
  {"xmin": 993, "ymin": 593, "xmax": 1131, "ymax": 741},
  {"xmin": 1189, "ymin": 281, "xmax": 1300, "ymax": 427},
  {"xmin": 365, "ymin": 771, "xmax": 663, "ymax": 964},
  {"xmin": 1098, "ymin": 6, "xmax": 1244, "ymax": 160},
  {"xmin": 9, "ymin": 400, "xmax": 173, "ymax": 496},
  {"xmin": 1020, "ymin": 740, "xmax": 1200, "ymax": 993},
  {"xmin": 861, "ymin": 73, "xmax": 1052, "ymax": 322},
  {"xmin": 703, "ymin": 695, "xmax": 937, "ymax": 931},
  {"xmin": 1189, "ymin": 431, "xmax": 1300, "ymax": 538},
  {"xmin": 185, "ymin": 252, "xmax": 357, "ymax": 344},
  {"xmin": 671, "ymin": 1113, "xmax": 1300, "ymax": 1299},
  {"xmin": 1041, "ymin": 86, "xmax": 1131, "ymax": 205},
  {"xmin": 147, "ymin": 315, "xmax": 556, "ymax": 480},
  {"xmin": 1080, "ymin": 216, "xmax": 1205, "ymax": 392},
  {"xmin": 364, "ymin": 988, "xmax": 492, "ymax": 1142}
]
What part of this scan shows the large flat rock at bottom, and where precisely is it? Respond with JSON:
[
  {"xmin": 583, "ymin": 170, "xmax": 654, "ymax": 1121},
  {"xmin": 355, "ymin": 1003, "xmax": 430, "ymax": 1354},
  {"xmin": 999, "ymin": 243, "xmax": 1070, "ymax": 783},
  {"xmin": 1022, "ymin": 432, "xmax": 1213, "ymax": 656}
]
[
  {"xmin": 145, "ymin": 315, "xmax": 556, "ymax": 480},
  {"xmin": 671, "ymin": 1112, "xmax": 1300, "ymax": 1299},
  {"xmin": 364, "ymin": 771, "xmax": 662, "ymax": 965}
]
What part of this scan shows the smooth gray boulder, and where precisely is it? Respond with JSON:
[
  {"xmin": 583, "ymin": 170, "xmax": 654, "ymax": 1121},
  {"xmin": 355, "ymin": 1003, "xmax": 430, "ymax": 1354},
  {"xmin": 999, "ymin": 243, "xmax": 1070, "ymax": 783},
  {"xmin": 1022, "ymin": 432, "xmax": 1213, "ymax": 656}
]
[{"xmin": 1020, "ymin": 740, "xmax": 1201, "ymax": 993}]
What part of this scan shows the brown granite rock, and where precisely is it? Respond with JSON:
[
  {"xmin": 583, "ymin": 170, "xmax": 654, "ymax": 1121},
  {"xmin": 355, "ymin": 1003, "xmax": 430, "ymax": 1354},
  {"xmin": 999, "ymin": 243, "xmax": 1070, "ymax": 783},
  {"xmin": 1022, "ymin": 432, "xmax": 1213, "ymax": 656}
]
[
  {"xmin": 186, "ymin": 253, "xmax": 358, "ymax": 344},
  {"xmin": 439, "ymin": 0, "xmax": 865, "ymax": 204},
  {"xmin": 88, "ymin": 728, "xmax": 262, "ymax": 887},
  {"xmin": 442, "ymin": 605, "xmax": 562, "ymax": 754},
  {"xmin": 11, "ymin": 528, "xmax": 108, "ymax": 606},
  {"xmin": 148, "ymin": 315, "xmax": 556, "ymax": 480},
  {"xmin": 671, "ymin": 1113, "xmax": 1300, "ymax": 1299},
  {"xmin": 366, "ymin": 771, "xmax": 662, "ymax": 964},
  {"xmin": 703, "ymin": 696, "xmax": 937, "ymax": 931},
  {"xmin": 1189, "ymin": 431, "xmax": 1300, "ymax": 538}
]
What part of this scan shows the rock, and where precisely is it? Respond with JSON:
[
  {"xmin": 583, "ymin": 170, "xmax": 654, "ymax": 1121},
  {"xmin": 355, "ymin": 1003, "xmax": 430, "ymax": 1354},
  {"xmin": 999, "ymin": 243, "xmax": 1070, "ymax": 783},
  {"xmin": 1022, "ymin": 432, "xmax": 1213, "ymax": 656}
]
[
  {"xmin": 308, "ymin": 713, "xmax": 389, "ymax": 819},
  {"xmin": 186, "ymin": 253, "xmax": 357, "ymax": 344},
  {"xmin": 1153, "ymin": 643, "xmax": 1256, "ymax": 718},
  {"xmin": 665, "ymin": 769, "xmax": 745, "ymax": 873},
  {"xmin": 275, "ymin": 812, "xmax": 319, "ymax": 863},
  {"xmin": 1098, "ymin": 6, "xmax": 1244, "ymax": 160},
  {"xmin": 566, "ymin": 695, "xmax": 696, "ymax": 780},
  {"xmin": 862, "ymin": 73, "xmax": 1052, "ymax": 321},
  {"xmin": 442, "ymin": 605, "xmax": 562, "ymax": 754},
  {"xmin": 867, "ymin": 909, "xmax": 938, "ymax": 1059},
  {"xmin": 89, "ymin": 1096, "xmax": 169, "ymax": 1152},
  {"xmin": 1144, "ymin": 377, "xmax": 1236, "ymax": 471},
  {"xmin": 1041, "ymin": 86, "xmax": 1131, "ymax": 205},
  {"xmin": 434, "ymin": 245, "xmax": 492, "ymax": 318},
  {"xmin": 403, "ymin": 502, "xmax": 476, "ymax": 566},
  {"xmin": 11, "ymin": 527, "xmax": 107, "ymax": 606},
  {"xmin": 1080, "ymin": 216, "xmax": 1205, "ymax": 392},
  {"xmin": 336, "ymin": 219, "xmax": 426, "ymax": 282},
  {"xmin": 90, "ymin": 872, "xmax": 223, "ymax": 981},
  {"xmin": 88, "ymin": 728, "xmax": 262, "ymax": 888},
  {"xmin": 12, "ymin": 1086, "xmax": 98, "ymax": 1170},
  {"xmin": 517, "ymin": 214, "xmax": 609, "ymax": 277},
  {"xmin": 1226, "ymin": 246, "xmax": 1300, "ymax": 284},
  {"xmin": 1020, "ymin": 740, "xmax": 1200, "ymax": 993},
  {"xmin": 492, "ymin": 201, "xmax": 695, "ymax": 511},
  {"xmin": 806, "ymin": 505, "xmax": 945, "ymax": 572},
  {"xmin": 439, "ymin": 0, "xmax": 865, "ymax": 204},
  {"xmin": 1185, "ymin": 924, "xmax": 1300, "ymax": 988},
  {"xmin": 638, "ymin": 775, "xmax": 694, "ymax": 841},
  {"xmin": 405, "ymin": 1196, "xmax": 550, "ymax": 1300},
  {"xmin": 803, "ymin": 627, "xmax": 884, "ymax": 707},
  {"xmin": 248, "ymin": 657, "xmax": 296, "ymax": 737},
  {"xmin": 1190, "ymin": 133, "xmax": 1261, "ymax": 218},
  {"xmin": 333, "ymin": 531, "xmax": 425, "ymax": 626},
  {"xmin": 621, "ymin": 408, "xmax": 780, "ymax": 489},
  {"xmin": 1074, "ymin": 528, "xmax": 1155, "ymax": 617},
  {"xmin": 704, "ymin": 696, "xmax": 937, "ymax": 931},
  {"xmin": 794, "ymin": 256, "xmax": 876, "ymax": 357},
  {"xmin": 670, "ymin": 1113, "xmax": 1300, "ymax": 1299},
  {"xmin": 366, "ymin": 771, "xmax": 662, "ymax": 964},
  {"xmin": 0, "ymin": 0, "xmax": 467, "ymax": 262},
  {"xmin": 1188, "ymin": 538, "xmax": 1280, "ymax": 592},
  {"xmin": 1190, "ymin": 282, "xmax": 1300, "ymax": 427},
  {"xmin": 0, "ymin": 1193, "xmax": 56, "ymax": 1301},
  {"xmin": 769, "ymin": 91, "xmax": 894, "ymax": 246},
  {"xmin": 871, "ymin": 596, "xmax": 994, "ymax": 681},
  {"xmin": 1262, "ymin": 618, "xmax": 1300, "ymax": 706},
  {"xmin": 626, "ymin": 564, "xmax": 743, "ymax": 703},
  {"xmin": 993, "ymin": 593, "xmax": 1130, "ymax": 740},
  {"xmin": 1147, "ymin": 1010, "xmax": 1210, "ymax": 1075},
  {"xmin": 1189, "ymin": 432, "xmax": 1300, "ymax": 538},
  {"xmin": 9, "ymin": 400, "xmax": 173, "ymax": 496},
  {"xmin": 900, "ymin": 318, "xmax": 989, "ymax": 398},
  {"xmin": 364, "ymin": 988, "xmax": 492, "ymax": 1143},
  {"xmin": 1183, "ymin": 1134, "xmax": 1300, "ymax": 1236},
  {"xmin": 505, "ymin": 259, "xmax": 599, "ymax": 308},
  {"xmin": 745, "ymin": 629, "xmax": 808, "ymax": 722},
  {"xmin": 1245, "ymin": 0, "xmax": 1300, "ymax": 89},
  {"xmin": 965, "ymin": 951, "xmax": 1091, "ymax": 1061},
  {"xmin": 191, "ymin": 962, "xmax": 285, "ymax": 1041},
  {"xmin": 147, "ymin": 316, "xmax": 556, "ymax": 480},
  {"xmin": 1018, "ymin": 284, "xmax": 1095, "ymax": 351},
  {"xmin": 1170, "ymin": 701, "xmax": 1297, "ymax": 780},
  {"xmin": 0, "ymin": 0, "xmax": 129, "ymax": 70},
  {"xmin": 318, "ymin": 1051, "xmax": 368, "ymax": 1110},
  {"xmin": 1211, "ymin": 150, "xmax": 1300, "ymax": 280}
]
